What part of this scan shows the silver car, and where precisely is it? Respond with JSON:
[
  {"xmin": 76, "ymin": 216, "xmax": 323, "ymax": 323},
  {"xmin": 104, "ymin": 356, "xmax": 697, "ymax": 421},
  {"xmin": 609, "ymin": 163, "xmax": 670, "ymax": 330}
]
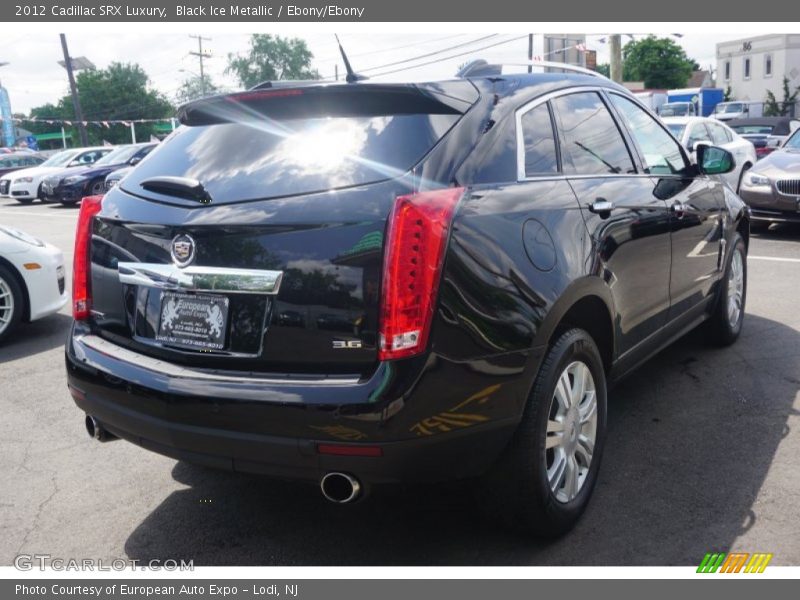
[{"xmin": 738, "ymin": 127, "xmax": 800, "ymax": 231}]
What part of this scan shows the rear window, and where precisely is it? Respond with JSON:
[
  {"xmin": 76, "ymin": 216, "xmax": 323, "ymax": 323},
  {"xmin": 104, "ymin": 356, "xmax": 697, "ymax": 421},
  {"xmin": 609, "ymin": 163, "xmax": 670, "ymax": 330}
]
[
  {"xmin": 731, "ymin": 125, "xmax": 773, "ymax": 135},
  {"xmin": 123, "ymin": 113, "xmax": 460, "ymax": 203}
]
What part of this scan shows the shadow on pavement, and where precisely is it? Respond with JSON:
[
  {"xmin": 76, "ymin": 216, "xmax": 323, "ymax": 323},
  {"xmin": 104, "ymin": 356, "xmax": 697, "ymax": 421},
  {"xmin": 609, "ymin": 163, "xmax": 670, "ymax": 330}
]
[
  {"xmin": 123, "ymin": 314, "xmax": 798, "ymax": 565},
  {"xmin": 0, "ymin": 313, "xmax": 72, "ymax": 364}
]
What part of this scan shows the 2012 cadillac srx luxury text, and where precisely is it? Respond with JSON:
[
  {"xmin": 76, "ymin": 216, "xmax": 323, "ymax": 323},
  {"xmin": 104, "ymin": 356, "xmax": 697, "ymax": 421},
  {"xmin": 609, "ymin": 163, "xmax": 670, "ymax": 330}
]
[{"xmin": 66, "ymin": 63, "xmax": 750, "ymax": 536}]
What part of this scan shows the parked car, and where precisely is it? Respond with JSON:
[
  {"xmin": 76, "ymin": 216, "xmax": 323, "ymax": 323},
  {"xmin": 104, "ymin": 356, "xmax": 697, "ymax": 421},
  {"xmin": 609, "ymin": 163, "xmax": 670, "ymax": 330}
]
[
  {"xmin": 0, "ymin": 225, "xmax": 67, "ymax": 343},
  {"xmin": 3, "ymin": 146, "xmax": 115, "ymax": 203},
  {"xmin": 0, "ymin": 153, "xmax": 46, "ymax": 189},
  {"xmin": 737, "ymin": 126, "xmax": 800, "ymax": 231},
  {"xmin": 662, "ymin": 116, "xmax": 757, "ymax": 192},
  {"xmin": 727, "ymin": 117, "xmax": 800, "ymax": 160},
  {"xmin": 43, "ymin": 143, "xmax": 156, "ymax": 205},
  {"xmin": 104, "ymin": 166, "xmax": 132, "ymax": 191},
  {"xmin": 66, "ymin": 68, "xmax": 749, "ymax": 536}
]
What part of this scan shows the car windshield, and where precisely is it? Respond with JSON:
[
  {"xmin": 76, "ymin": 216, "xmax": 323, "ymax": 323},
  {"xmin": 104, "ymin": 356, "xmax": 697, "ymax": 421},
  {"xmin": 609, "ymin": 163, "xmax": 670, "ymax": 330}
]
[
  {"xmin": 666, "ymin": 123, "xmax": 686, "ymax": 138},
  {"xmin": 717, "ymin": 103, "xmax": 743, "ymax": 113},
  {"xmin": 94, "ymin": 146, "xmax": 141, "ymax": 166},
  {"xmin": 41, "ymin": 150, "xmax": 79, "ymax": 167},
  {"xmin": 661, "ymin": 104, "xmax": 687, "ymax": 117},
  {"xmin": 731, "ymin": 125, "xmax": 773, "ymax": 135},
  {"xmin": 784, "ymin": 130, "xmax": 800, "ymax": 149}
]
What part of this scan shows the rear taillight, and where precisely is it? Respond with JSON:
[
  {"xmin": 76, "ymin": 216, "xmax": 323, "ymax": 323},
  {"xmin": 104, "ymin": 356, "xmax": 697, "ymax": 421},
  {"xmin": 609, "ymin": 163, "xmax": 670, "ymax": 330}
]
[
  {"xmin": 72, "ymin": 195, "xmax": 103, "ymax": 320},
  {"xmin": 378, "ymin": 187, "xmax": 464, "ymax": 361}
]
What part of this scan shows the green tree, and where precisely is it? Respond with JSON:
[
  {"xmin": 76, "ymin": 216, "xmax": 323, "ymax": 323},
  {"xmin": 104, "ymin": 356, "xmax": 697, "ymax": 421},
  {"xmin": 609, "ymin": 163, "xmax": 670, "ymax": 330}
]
[
  {"xmin": 622, "ymin": 36, "xmax": 695, "ymax": 89},
  {"xmin": 176, "ymin": 75, "xmax": 222, "ymax": 104},
  {"xmin": 29, "ymin": 62, "xmax": 174, "ymax": 146},
  {"xmin": 764, "ymin": 77, "xmax": 800, "ymax": 116},
  {"xmin": 595, "ymin": 63, "xmax": 611, "ymax": 77},
  {"xmin": 723, "ymin": 86, "xmax": 733, "ymax": 101},
  {"xmin": 226, "ymin": 34, "xmax": 320, "ymax": 88}
]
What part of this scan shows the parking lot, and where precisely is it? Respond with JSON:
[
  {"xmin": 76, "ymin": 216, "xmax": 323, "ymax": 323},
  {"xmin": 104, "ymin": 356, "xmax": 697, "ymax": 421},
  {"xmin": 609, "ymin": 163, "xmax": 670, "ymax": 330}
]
[{"xmin": 1, "ymin": 196, "xmax": 799, "ymax": 566}]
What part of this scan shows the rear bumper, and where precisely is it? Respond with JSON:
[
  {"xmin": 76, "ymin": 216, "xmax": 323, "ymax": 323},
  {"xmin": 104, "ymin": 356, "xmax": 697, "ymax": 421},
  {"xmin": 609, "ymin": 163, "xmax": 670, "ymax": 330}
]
[{"xmin": 66, "ymin": 324, "xmax": 529, "ymax": 485}]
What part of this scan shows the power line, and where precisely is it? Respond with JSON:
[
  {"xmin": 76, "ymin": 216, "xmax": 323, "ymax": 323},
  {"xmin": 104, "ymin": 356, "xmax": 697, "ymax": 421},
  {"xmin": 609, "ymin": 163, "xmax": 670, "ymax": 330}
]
[
  {"xmin": 318, "ymin": 34, "xmax": 504, "ymax": 80},
  {"xmin": 368, "ymin": 35, "xmax": 529, "ymax": 78}
]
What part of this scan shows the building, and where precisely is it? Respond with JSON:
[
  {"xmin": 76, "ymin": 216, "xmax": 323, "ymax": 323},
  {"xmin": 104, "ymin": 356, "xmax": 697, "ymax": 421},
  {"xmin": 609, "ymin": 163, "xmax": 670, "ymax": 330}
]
[{"xmin": 717, "ymin": 34, "xmax": 800, "ymax": 104}]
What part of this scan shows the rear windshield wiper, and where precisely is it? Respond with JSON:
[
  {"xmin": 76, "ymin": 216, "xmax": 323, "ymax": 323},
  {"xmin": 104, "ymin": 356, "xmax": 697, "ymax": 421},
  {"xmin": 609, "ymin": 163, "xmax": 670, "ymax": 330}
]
[{"xmin": 139, "ymin": 176, "xmax": 213, "ymax": 204}]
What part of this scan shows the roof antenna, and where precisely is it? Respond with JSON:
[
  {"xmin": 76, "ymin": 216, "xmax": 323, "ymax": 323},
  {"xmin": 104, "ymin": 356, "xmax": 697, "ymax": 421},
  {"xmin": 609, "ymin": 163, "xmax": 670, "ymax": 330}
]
[{"xmin": 335, "ymin": 34, "xmax": 367, "ymax": 83}]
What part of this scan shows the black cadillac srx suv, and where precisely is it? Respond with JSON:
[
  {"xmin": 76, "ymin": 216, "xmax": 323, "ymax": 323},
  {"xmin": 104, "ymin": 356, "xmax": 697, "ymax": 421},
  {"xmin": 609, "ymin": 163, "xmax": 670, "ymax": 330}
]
[{"xmin": 66, "ymin": 66, "xmax": 749, "ymax": 536}]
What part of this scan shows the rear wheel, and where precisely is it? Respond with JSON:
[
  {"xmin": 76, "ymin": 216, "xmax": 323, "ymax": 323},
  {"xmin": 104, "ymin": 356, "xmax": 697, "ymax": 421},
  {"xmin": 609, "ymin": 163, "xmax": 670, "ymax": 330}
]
[
  {"xmin": 88, "ymin": 179, "xmax": 105, "ymax": 196},
  {"xmin": 478, "ymin": 328, "xmax": 607, "ymax": 537},
  {"xmin": 0, "ymin": 265, "xmax": 24, "ymax": 344},
  {"xmin": 707, "ymin": 233, "xmax": 746, "ymax": 345}
]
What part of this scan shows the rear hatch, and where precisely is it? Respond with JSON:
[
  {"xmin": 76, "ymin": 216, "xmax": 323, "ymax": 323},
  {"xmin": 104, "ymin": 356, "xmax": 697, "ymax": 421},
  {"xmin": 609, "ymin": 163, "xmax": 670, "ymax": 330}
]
[{"xmin": 90, "ymin": 81, "xmax": 478, "ymax": 377}]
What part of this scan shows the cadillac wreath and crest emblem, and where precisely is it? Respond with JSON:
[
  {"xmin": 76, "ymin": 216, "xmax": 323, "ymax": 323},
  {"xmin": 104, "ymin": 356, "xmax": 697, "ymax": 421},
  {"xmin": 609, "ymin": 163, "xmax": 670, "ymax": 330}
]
[{"xmin": 170, "ymin": 234, "xmax": 196, "ymax": 268}]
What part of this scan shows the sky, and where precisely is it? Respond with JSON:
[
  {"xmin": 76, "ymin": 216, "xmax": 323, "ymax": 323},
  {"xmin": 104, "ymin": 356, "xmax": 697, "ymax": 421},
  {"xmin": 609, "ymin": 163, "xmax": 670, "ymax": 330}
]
[{"xmin": 0, "ymin": 32, "xmax": 730, "ymax": 115}]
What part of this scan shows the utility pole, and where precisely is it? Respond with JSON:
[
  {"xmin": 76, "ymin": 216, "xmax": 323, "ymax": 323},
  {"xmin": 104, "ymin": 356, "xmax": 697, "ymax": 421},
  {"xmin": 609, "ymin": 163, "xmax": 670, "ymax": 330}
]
[
  {"xmin": 59, "ymin": 34, "xmax": 89, "ymax": 147},
  {"xmin": 189, "ymin": 34, "xmax": 212, "ymax": 96},
  {"xmin": 528, "ymin": 34, "xmax": 534, "ymax": 73},
  {"xmin": 609, "ymin": 34, "xmax": 623, "ymax": 84}
]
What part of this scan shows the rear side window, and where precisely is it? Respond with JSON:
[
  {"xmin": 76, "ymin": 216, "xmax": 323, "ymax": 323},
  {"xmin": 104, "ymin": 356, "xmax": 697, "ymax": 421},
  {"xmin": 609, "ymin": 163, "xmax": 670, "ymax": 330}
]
[
  {"xmin": 707, "ymin": 122, "xmax": 733, "ymax": 144},
  {"xmin": 609, "ymin": 94, "xmax": 689, "ymax": 175},
  {"xmin": 519, "ymin": 104, "xmax": 558, "ymax": 177},
  {"xmin": 124, "ymin": 113, "xmax": 460, "ymax": 203},
  {"xmin": 551, "ymin": 92, "xmax": 635, "ymax": 176}
]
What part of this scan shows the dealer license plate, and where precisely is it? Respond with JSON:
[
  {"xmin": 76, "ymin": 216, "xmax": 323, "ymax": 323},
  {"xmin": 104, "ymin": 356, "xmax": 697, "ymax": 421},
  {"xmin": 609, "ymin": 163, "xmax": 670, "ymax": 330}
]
[{"xmin": 155, "ymin": 292, "xmax": 229, "ymax": 351}]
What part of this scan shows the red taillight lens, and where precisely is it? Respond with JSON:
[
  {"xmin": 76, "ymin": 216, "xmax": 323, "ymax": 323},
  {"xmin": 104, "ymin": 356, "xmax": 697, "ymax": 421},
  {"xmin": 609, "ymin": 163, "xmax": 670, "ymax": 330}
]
[
  {"xmin": 378, "ymin": 187, "xmax": 464, "ymax": 361},
  {"xmin": 72, "ymin": 195, "xmax": 104, "ymax": 320}
]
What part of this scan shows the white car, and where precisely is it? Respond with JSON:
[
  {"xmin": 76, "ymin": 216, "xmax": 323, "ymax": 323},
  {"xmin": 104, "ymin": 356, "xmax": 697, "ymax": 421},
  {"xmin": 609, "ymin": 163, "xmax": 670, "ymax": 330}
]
[
  {"xmin": 0, "ymin": 146, "xmax": 114, "ymax": 203},
  {"xmin": 662, "ymin": 116, "xmax": 757, "ymax": 192},
  {"xmin": 0, "ymin": 225, "xmax": 67, "ymax": 343}
]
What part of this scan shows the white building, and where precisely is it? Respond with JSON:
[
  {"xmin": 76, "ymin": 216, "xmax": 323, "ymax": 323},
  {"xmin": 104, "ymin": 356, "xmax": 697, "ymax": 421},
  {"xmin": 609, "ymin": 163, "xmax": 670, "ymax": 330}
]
[{"xmin": 717, "ymin": 34, "xmax": 800, "ymax": 103}]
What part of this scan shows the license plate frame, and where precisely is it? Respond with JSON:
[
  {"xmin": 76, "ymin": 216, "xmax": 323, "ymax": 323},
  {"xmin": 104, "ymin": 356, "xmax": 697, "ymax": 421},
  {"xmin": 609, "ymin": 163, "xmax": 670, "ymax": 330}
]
[{"xmin": 155, "ymin": 291, "xmax": 230, "ymax": 351}]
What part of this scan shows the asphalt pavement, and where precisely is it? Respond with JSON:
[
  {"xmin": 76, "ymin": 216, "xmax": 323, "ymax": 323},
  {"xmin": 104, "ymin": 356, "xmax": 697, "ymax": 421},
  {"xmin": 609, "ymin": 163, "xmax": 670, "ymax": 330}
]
[{"xmin": 1, "ymin": 197, "xmax": 799, "ymax": 566}]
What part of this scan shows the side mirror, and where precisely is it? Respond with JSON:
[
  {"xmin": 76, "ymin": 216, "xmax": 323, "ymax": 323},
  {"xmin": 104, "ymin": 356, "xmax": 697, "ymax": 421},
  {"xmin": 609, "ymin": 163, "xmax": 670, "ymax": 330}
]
[
  {"xmin": 129, "ymin": 156, "xmax": 142, "ymax": 166},
  {"xmin": 697, "ymin": 145, "xmax": 735, "ymax": 175},
  {"xmin": 687, "ymin": 139, "xmax": 712, "ymax": 153}
]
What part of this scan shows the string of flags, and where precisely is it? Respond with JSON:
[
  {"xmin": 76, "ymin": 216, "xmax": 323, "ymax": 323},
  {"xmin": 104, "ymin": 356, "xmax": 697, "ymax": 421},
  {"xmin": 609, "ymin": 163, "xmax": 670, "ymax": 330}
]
[{"xmin": 0, "ymin": 116, "xmax": 176, "ymax": 128}]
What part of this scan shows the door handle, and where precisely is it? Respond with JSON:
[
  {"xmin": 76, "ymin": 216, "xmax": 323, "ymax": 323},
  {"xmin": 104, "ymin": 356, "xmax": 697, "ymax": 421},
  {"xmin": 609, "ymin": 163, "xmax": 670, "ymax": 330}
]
[
  {"xmin": 589, "ymin": 199, "xmax": 615, "ymax": 215},
  {"xmin": 670, "ymin": 201, "xmax": 690, "ymax": 216}
]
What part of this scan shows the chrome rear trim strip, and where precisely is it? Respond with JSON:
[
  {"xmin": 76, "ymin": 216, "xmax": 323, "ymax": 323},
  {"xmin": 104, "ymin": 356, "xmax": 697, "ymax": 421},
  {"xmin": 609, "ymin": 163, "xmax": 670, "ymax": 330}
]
[
  {"xmin": 118, "ymin": 262, "xmax": 283, "ymax": 294},
  {"xmin": 76, "ymin": 334, "xmax": 360, "ymax": 386}
]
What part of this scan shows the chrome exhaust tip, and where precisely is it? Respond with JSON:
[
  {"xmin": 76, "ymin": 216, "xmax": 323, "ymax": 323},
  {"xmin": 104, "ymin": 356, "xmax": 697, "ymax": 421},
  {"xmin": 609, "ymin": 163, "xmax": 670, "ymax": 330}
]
[
  {"xmin": 320, "ymin": 472, "xmax": 361, "ymax": 504},
  {"xmin": 85, "ymin": 415, "xmax": 117, "ymax": 442}
]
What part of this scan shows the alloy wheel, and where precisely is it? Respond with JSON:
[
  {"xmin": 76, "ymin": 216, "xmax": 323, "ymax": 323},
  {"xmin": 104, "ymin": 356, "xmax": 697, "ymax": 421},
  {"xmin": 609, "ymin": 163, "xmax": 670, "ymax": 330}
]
[
  {"xmin": 727, "ymin": 248, "xmax": 744, "ymax": 327},
  {"xmin": 0, "ymin": 276, "xmax": 15, "ymax": 336}
]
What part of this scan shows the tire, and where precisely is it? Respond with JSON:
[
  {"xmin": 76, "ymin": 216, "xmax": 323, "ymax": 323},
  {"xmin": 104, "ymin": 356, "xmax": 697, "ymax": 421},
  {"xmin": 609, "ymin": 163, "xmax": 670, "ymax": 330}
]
[
  {"xmin": 706, "ymin": 233, "xmax": 747, "ymax": 346},
  {"xmin": 88, "ymin": 179, "xmax": 105, "ymax": 196},
  {"xmin": 478, "ymin": 328, "xmax": 607, "ymax": 537},
  {"xmin": 37, "ymin": 183, "xmax": 45, "ymax": 201},
  {"xmin": 0, "ymin": 264, "xmax": 25, "ymax": 344}
]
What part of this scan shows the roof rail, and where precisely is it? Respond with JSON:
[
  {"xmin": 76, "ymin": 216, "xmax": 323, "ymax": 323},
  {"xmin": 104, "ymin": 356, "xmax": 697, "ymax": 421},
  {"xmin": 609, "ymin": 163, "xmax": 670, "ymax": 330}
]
[{"xmin": 457, "ymin": 59, "xmax": 611, "ymax": 82}]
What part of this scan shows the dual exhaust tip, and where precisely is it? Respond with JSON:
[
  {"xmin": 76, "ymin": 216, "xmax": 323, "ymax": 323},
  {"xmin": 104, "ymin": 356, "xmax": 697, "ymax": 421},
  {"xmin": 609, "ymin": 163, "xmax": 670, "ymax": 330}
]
[{"xmin": 85, "ymin": 414, "xmax": 362, "ymax": 503}]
